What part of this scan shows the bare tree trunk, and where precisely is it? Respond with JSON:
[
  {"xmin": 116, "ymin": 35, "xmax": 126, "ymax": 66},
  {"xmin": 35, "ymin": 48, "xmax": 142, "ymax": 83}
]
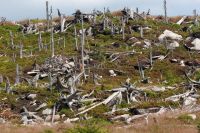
[
  {"xmin": 149, "ymin": 45, "xmax": 153, "ymax": 67},
  {"xmin": 193, "ymin": 9, "xmax": 199, "ymax": 26},
  {"xmin": 46, "ymin": 1, "xmax": 50, "ymax": 30},
  {"xmin": 15, "ymin": 64, "xmax": 20, "ymax": 85},
  {"xmin": 81, "ymin": 15, "xmax": 86, "ymax": 79},
  {"xmin": 20, "ymin": 43, "xmax": 23, "ymax": 59},
  {"xmin": 38, "ymin": 32, "xmax": 42, "ymax": 51},
  {"xmin": 50, "ymin": 8, "xmax": 54, "ymax": 57},
  {"xmin": 164, "ymin": 0, "xmax": 168, "ymax": 23},
  {"xmin": 12, "ymin": 53, "xmax": 16, "ymax": 62},
  {"xmin": 51, "ymin": 28, "xmax": 54, "ymax": 57},
  {"xmin": 9, "ymin": 31, "xmax": 14, "ymax": 49},
  {"xmin": 140, "ymin": 26, "xmax": 143, "ymax": 38},
  {"xmin": 5, "ymin": 77, "xmax": 11, "ymax": 94},
  {"xmin": 122, "ymin": 17, "xmax": 125, "ymax": 40},
  {"xmin": 74, "ymin": 26, "xmax": 78, "ymax": 51},
  {"xmin": 0, "ymin": 75, "xmax": 3, "ymax": 84},
  {"xmin": 63, "ymin": 36, "xmax": 66, "ymax": 48}
]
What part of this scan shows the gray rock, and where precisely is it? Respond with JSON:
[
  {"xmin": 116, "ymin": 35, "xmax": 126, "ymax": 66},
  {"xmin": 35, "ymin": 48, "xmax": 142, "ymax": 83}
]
[{"xmin": 42, "ymin": 108, "xmax": 52, "ymax": 115}]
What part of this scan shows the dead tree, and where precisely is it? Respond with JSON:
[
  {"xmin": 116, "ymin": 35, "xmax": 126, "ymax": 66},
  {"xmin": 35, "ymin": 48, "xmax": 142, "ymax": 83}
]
[
  {"xmin": 9, "ymin": 31, "xmax": 14, "ymax": 49},
  {"xmin": 20, "ymin": 43, "xmax": 23, "ymax": 59},
  {"xmin": 149, "ymin": 45, "xmax": 153, "ymax": 67},
  {"xmin": 164, "ymin": 0, "xmax": 168, "ymax": 23},
  {"xmin": 136, "ymin": 8, "xmax": 139, "ymax": 14},
  {"xmin": 57, "ymin": 9, "xmax": 66, "ymax": 32},
  {"xmin": 74, "ymin": 26, "xmax": 79, "ymax": 51},
  {"xmin": 0, "ymin": 75, "xmax": 3, "ymax": 84},
  {"xmin": 63, "ymin": 36, "xmax": 66, "ymax": 48},
  {"xmin": 50, "ymin": 8, "xmax": 54, "ymax": 57},
  {"xmin": 140, "ymin": 26, "xmax": 143, "ymax": 38},
  {"xmin": 81, "ymin": 15, "xmax": 86, "ymax": 79},
  {"xmin": 193, "ymin": 9, "xmax": 199, "ymax": 26},
  {"xmin": 38, "ymin": 32, "xmax": 42, "ymax": 51},
  {"xmin": 12, "ymin": 53, "xmax": 16, "ymax": 62},
  {"xmin": 46, "ymin": 1, "xmax": 50, "ymax": 30},
  {"xmin": 15, "ymin": 64, "xmax": 20, "ymax": 85},
  {"xmin": 122, "ymin": 17, "xmax": 125, "ymax": 40},
  {"xmin": 48, "ymin": 72, "xmax": 53, "ymax": 92},
  {"xmin": 5, "ymin": 77, "xmax": 11, "ymax": 94}
]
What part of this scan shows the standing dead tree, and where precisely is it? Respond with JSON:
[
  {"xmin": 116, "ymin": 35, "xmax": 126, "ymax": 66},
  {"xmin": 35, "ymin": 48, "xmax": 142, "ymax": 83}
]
[
  {"xmin": 19, "ymin": 43, "xmax": 23, "ymax": 59},
  {"xmin": 9, "ymin": 31, "xmax": 14, "ymax": 49},
  {"xmin": 46, "ymin": 1, "xmax": 50, "ymax": 30},
  {"xmin": 38, "ymin": 32, "xmax": 43, "ymax": 51},
  {"xmin": 5, "ymin": 77, "xmax": 11, "ymax": 94},
  {"xmin": 74, "ymin": 26, "xmax": 79, "ymax": 51},
  {"xmin": 15, "ymin": 64, "xmax": 20, "ymax": 85},
  {"xmin": 193, "ymin": 9, "xmax": 199, "ymax": 26},
  {"xmin": 81, "ymin": 15, "xmax": 86, "ymax": 79},
  {"xmin": 122, "ymin": 17, "xmax": 125, "ymax": 40},
  {"xmin": 164, "ymin": 0, "xmax": 168, "ymax": 23},
  {"xmin": 50, "ymin": 7, "xmax": 54, "ymax": 57},
  {"xmin": 57, "ymin": 9, "xmax": 66, "ymax": 32}
]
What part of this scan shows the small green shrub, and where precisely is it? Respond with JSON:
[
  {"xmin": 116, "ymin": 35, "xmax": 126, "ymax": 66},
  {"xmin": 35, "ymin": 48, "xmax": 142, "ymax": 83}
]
[
  {"xmin": 66, "ymin": 125, "xmax": 107, "ymax": 133},
  {"xmin": 178, "ymin": 114, "xmax": 193, "ymax": 124}
]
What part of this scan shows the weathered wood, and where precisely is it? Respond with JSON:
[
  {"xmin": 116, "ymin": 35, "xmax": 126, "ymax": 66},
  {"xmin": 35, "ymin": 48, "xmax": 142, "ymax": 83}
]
[
  {"xmin": 38, "ymin": 32, "xmax": 42, "ymax": 51},
  {"xmin": 164, "ymin": 0, "xmax": 168, "ymax": 23},
  {"xmin": 9, "ymin": 31, "xmax": 14, "ymax": 49},
  {"xmin": 15, "ymin": 64, "xmax": 20, "ymax": 85},
  {"xmin": 81, "ymin": 15, "xmax": 86, "ymax": 79},
  {"xmin": 46, "ymin": 1, "xmax": 50, "ymax": 30},
  {"xmin": 74, "ymin": 26, "xmax": 78, "ymax": 51},
  {"xmin": 19, "ymin": 43, "xmax": 23, "ymax": 59},
  {"xmin": 176, "ymin": 16, "xmax": 187, "ymax": 25}
]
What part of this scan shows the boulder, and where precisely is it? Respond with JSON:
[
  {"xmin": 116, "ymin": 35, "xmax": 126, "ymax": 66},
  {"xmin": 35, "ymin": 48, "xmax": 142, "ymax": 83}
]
[
  {"xmin": 188, "ymin": 114, "xmax": 197, "ymax": 120},
  {"xmin": 183, "ymin": 97, "xmax": 197, "ymax": 106},
  {"xmin": 191, "ymin": 38, "xmax": 200, "ymax": 50},
  {"xmin": 27, "ymin": 94, "xmax": 37, "ymax": 100},
  {"xmin": 109, "ymin": 70, "xmax": 117, "ymax": 77},
  {"xmin": 42, "ymin": 108, "xmax": 52, "ymax": 115},
  {"xmin": 159, "ymin": 30, "xmax": 182, "ymax": 42}
]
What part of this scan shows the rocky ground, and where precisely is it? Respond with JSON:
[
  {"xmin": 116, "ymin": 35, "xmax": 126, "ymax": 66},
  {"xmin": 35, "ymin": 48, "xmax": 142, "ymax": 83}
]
[{"xmin": 1, "ymin": 8, "xmax": 200, "ymax": 133}]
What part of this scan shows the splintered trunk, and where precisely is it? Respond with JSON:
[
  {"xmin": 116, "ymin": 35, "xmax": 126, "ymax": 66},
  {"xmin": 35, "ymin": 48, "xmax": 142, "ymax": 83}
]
[
  {"xmin": 63, "ymin": 36, "xmax": 66, "ymax": 48},
  {"xmin": 137, "ymin": 59, "xmax": 145, "ymax": 81},
  {"xmin": 51, "ymin": 26, "xmax": 55, "ymax": 57},
  {"xmin": 15, "ymin": 64, "xmax": 20, "ymax": 85},
  {"xmin": 74, "ymin": 26, "xmax": 78, "ymax": 51},
  {"xmin": 12, "ymin": 53, "xmax": 16, "ymax": 62},
  {"xmin": 49, "ymin": 72, "xmax": 53, "ymax": 92},
  {"xmin": 38, "ymin": 32, "xmax": 42, "ymax": 51},
  {"xmin": 9, "ymin": 31, "xmax": 14, "ymax": 49},
  {"xmin": 140, "ymin": 26, "xmax": 143, "ymax": 38},
  {"xmin": 30, "ymin": 50, "xmax": 33, "ymax": 57},
  {"xmin": 122, "ymin": 17, "xmax": 125, "ymax": 40},
  {"xmin": 5, "ymin": 77, "xmax": 11, "ymax": 94},
  {"xmin": 51, "ymin": 104, "xmax": 56, "ymax": 124},
  {"xmin": 81, "ymin": 15, "xmax": 86, "ymax": 79},
  {"xmin": 93, "ymin": 14, "xmax": 97, "ymax": 25},
  {"xmin": 60, "ymin": 15, "xmax": 66, "ymax": 32},
  {"xmin": 193, "ymin": 9, "xmax": 199, "ymax": 26},
  {"xmin": 20, "ymin": 43, "xmax": 23, "ymax": 59},
  {"xmin": 103, "ymin": 18, "xmax": 106, "ymax": 30},
  {"xmin": 111, "ymin": 22, "xmax": 114, "ymax": 35},
  {"xmin": 164, "ymin": 0, "xmax": 168, "ymax": 23},
  {"xmin": 149, "ymin": 45, "xmax": 153, "ymax": 67},
  {"xmin": 0, "ymin": 75, "xmax": 3, "ymax": 84},
  {"xmin": 46, "ymin": 1, "xmax": 50, "ymax": 30},
  {"xmin": 136, "ymin": 7, "xmax": 139, "ymax": 14}
]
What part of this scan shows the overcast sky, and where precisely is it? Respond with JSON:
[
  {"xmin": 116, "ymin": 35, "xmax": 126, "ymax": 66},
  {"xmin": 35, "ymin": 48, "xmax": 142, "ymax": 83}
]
[{"xmin": 1, "ymin": 0, "xmax": 200, "ymax": 21}]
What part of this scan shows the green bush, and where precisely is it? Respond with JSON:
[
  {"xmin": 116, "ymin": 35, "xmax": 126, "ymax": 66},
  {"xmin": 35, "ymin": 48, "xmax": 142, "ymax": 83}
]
[
  {"xmin": 178, "ymin": 114, "xmax": 193, "ymax": 124},
  {"xmin": 66, "ymin": 125, "xmax": 107, "ymax": 133}
]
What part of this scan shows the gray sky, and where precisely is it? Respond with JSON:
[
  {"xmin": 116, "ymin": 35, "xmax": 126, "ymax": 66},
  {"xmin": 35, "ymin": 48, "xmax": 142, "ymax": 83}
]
[{"xmin": 1, "ymin": 0, "xmax": 200, "ymax": 21}]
